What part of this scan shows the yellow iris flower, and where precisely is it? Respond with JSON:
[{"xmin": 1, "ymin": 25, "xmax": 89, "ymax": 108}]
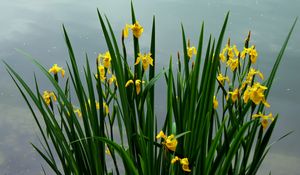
[
  {"xmin": 108, "ymin": 75, "xmax": 117, "ymax": 86},
  {"xmin": 123, "ymin": 21, "xmax": 144, "ymax": 38},
  {"xmin": 171, "ymin": 156, "xmax": 191, "ymax": 172},
  {"xmin": 243, "ymin": 83, "xmax": 270, "ymax": 107},
  {"xmin": 135, "ymin": 53, "xmax": 153, "ymax": 70},
  {"xmin": 219, "ymin": 44, "xmax": 239, "ymax": 62},
  {"xmin": 187, "ymin": 46, "xmax": 197, "ymax": 59},
  {"xmin": 156, "ymin": 131, "xmax": 178, "ymax": 152},
  {"xmin": 248, "ymin": 46, "xmax": 258, "ymax": 63},
  {"xmin": 246, "ymin": 68, "xmax": 264, "ymax": 83},
  {"xmin": 227, "ymin": 88, "xmax": 239, "ymax": 102},
  {"xmin": 42, "ymin": 91, "xmax": 57, "ymax": 105},
  {"xmin": 226, "ymin": 57, "xmax": 239, "ymax": 71},
  {"xmin": 252, "ymin": 112, "xmax": 274, "ymax": 129},
  {"xmin": 217, "ymin": 73, "xmax": 230, "ymax": 86},
  {"xmin": 98, "ymin": 51, "xmax": 111, "ymax": 68},
  {"xmin": 125, "ymin": 79, "xmax": 145, "ymax": 95},
  {"xmin": 240, "ymin": 46, "xmax": 258, "ymax": 63},
  {"xmin": 97, "ymin": 65, "xmax": 106, "ymax": 81},
  {"xmin": 49, "ymin": 64, "xmax": 65, "ymax": 78}
]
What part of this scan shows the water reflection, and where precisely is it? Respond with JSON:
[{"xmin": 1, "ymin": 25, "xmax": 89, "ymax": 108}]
[{"xmin": 0, "ymin": 0, "xmax": 299, "ymax": 174}]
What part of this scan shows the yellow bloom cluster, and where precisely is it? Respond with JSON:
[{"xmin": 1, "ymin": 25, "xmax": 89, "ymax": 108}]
[
  {"xmin": 171, "ymin": 156, "xmax": 191, "ymax": 172},
  {"xmin": 123, "ymin": 21, "xmax": 144, "ymax": 38},
  {"xmin": 219, "ymin": 44, "xmax": 239, "ymax": 62},
  {"xmin": 252, "ymin": 112, "xmax": 274, "ymax": 129},
  {"xmin": 243, "ymin": 82, "xmax": 270, "ymax": 107},
  {"xmin": 125, "ymin": 79, "xmax": 145, "ymax": 95},
  {"xmin": 156, "ymin": 131, "xmax": 178, "ymax": 152},
  {"xmin": 135, "ymin": 53, "xmax": 153, "ymax": 70},
  {"xmin": 241, "ymin": 45, "xmax": 258, "ymax": 63},
  {"xmin": 49, "ymin": 64, "xmax": 65, "ymax": 78},
  {"xmin": 42, "ymin": 91, "xmax": 57, "ymax": 105}
]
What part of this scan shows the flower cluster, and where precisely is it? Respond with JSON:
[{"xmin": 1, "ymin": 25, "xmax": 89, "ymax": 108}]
[
  {"xmin": 125, "ymin": 79, "xmax": 145, "ymax": 95},
  {"xmin": 123, "ymin": 21, "xmax": 144, "ymax": 38},
  {"xmin": 171, "ymin": 156, "xmax": 191, "ymax": 173},
  {"xmin": 42, "ymin": 91, "xmax": 57, "ymax": 105},
  {"xmin": 241, "ymin": 45, "xmax": 258, "ymax": 63},
  {"xmin": 243, "ymin": 82, "xmax": 270, "ymax": 107},
  {"xmin": 216, "ymin": 36, "xmax": 274, "ymax": 129},
  {"xmin": 156, "ymin": 131, "xmax": 178, "ymax": 152}
]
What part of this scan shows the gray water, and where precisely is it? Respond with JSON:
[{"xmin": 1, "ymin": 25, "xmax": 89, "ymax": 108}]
[{"xmin": 0, "ymin": 0, "xmax": 299, "ymax": 174}]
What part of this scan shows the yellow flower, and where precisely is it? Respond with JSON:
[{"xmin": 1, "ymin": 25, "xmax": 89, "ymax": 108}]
[
  {"xmin": 180, "ymin": 158, "xmax": 192, "ymax": 172},
  {"xmin": 156, "ymin": 131, "xmax": 178, "ymax": 152},
  {"xmin": 98, "ymin": 51, "xmax": 111, "ymax": 68},
  {"xmin": 103, "ymin": 102, "xmax": 109, "ymax": 115},
  {"xmin": 228, "ymin": 88, "xmax": 239, "ymax": 102},
  {"xmin": 123, "ymin": 21, "xmax": 144, "ymax": 38},
  {"xmin": 248, "ymin": 46, "xmax": 258, "ymax": 63},
  {"xmin": 171, "ymin": 156, "xmax": 180, "ymax": 164},
  {"xmin": 213, "ymin": 96, "xmax": 218, "ymax": 109},
  {"xmin": 246, "ymin": 68, "xmax": 264, "ymax": 84},
  {"xmin": 232, "ymin": 45, "xmax": 239, "ymax": 57},
  {"xmin": 219, "ymin": 44, "xmax": 239, "ymax": 62},
  {"xmin": 125, "ymin": 79, "xmax": 145, "ymax": 95},
  {"xmin": 108, "ymin": 75, "xmax": 117, "ymax": 86},
  {"xmin": 97, "ymin": 65, "xmax": 106, "ymax": 81},
  {"xmin": 74, "ymin": 108, "xmax": 82, "ymax": 117},
  {"xmin": 240, "ymin": 47, "xmax": 250, "ymax": 59},
  {"xmin": 156, "ymin": 131, "xmax": 166, "ymax": 139},
  {"xmin": 123, "ymin": 24, "xmax": 131, "ymax": 38},
  {"xmin": 165, "ymin": 135, "xmax": 178, "ymax": 152},
  {"xmin": 240, "ymin": 46, "xmax": 258, "ymax": 63},
  {"xmin": 131, "ymin": 21, "xmax": 144, "ymax": 38},
  {"xmin": 219, "ymin": 53, "xmax": 226, "ymax": 62},
  {"xmin": 226, "ymin": 57, "xmax": 239, "ymax": 71},
  {"xmin": 187, "ymin": 46, "xmax": 197, "ymax": 59},
  {"xmin": 135, "ymin": 53, "xmax": 153, "ymax": 70},
  {"xmin": 125, "ymin": 80, "xmax": 134, "ymax": 87},
  {"xmin": 243, "ymin": 83, "xmax": 270, "ymax": 107},
  {"xmin": 49, "ymin": 64, "xmax": 65, "ymax": 78},
  {"xmin": 252, "ymin": 112, "xmax": 274, "ymax": 129},
  {"xmin": 42, "ymin": 91, "xmax": 56, "ymax": 105},
  {"xmin": 217, "ymin": 73, "xmax": 230, "ymax": 86},
  {"xmin": 227, "ymin": 47, "xmax": 234, "ymax": 59},
  {"xmin": 219, "ymin": 45, "xmax": 229, "ymax": 62}
]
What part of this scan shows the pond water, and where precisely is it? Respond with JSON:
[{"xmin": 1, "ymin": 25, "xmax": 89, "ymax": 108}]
[{"xmin": 0, "ymin": 0, "xmax": 299, "ymax": 174}]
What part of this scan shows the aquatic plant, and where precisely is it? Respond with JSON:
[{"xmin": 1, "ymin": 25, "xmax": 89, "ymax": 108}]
[{"xmin": 5, "ymin": 2, "xmax": 297, "ymax": 175}]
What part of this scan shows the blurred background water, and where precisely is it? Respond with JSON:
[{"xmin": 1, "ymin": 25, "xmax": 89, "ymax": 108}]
[{"xmin": 0, "ymin": 0, "xmax": 299, "ymax": 174}]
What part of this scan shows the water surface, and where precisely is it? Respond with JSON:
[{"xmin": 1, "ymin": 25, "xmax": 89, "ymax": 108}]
[{"xmin": 0, "ymin": 0, "xmax": 299, "ymax": 174}]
